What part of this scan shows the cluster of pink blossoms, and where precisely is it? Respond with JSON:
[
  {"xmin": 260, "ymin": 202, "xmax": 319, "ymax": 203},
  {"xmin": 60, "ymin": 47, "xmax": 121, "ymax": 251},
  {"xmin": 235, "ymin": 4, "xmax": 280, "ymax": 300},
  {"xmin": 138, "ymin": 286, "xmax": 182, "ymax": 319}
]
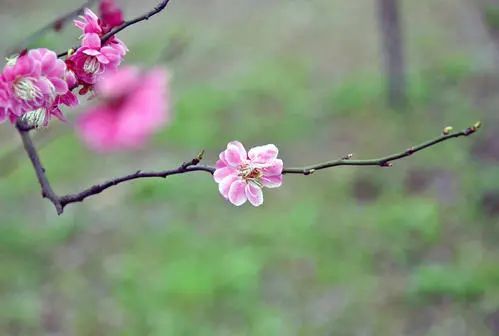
[
  {"xmin": 0, "ymin": 1, "xmax": 127, "ymax": 126},
  {"xmin": 67, "ymin": 5, "xmax": 127, "ymax": 93}
]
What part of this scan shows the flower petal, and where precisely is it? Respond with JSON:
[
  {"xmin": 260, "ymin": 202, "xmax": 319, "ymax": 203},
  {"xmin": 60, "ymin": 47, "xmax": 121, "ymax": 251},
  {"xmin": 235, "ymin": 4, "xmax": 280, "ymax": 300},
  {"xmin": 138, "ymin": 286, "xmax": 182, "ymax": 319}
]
[
  {"xmin": 225, "ymin": 141, "xmax": 247, "ymax": 167},
  {"xmin": 82, "ymin": 33, "xmax": 101, "ymax": 49},
  {"xmin": 218, "ymin": 175, "xmax": 237, "ymax": 199},
  {"xmin": 51, "ymin": 78, "xmax": 69, "ymax": 95},
  {"xmin": 246, "ymin": 183, "xmax": 263, "ymax": 206},
  {"xmin": 262, "ymin": 159, "xmax": 283, "ymax": 176},
  {"xmin": 261, "ymin": 175, "xmax": 282, "ymax": 189},
  {"xmin": 228, "ymin": 180, "xmax": 247, "ymax": 206},
  {"xmin": 214, "ymin": 166, "xmax": 237, "ymax": 183},
  {"xmin": 248, "ymin": 144, "xmax": 278, "ymax": 164}
]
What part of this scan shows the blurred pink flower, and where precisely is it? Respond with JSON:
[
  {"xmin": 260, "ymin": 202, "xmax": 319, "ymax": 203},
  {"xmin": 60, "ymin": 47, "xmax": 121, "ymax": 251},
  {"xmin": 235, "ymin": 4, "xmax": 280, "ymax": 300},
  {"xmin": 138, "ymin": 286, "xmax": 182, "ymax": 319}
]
[
  {"xmin": 99, "ymin": 0, "xmax": 125, "ymax": 31},
  {"xmin": 214, "ymin": 142, "xmax": 283, "ymax": 206},
  {"xmin": 0, "ymin": 48, "xmax": 75, "ymax": 125},
  {"xmin": 76, "ymin": 66, "xmax": 170, "ymax": 152}
]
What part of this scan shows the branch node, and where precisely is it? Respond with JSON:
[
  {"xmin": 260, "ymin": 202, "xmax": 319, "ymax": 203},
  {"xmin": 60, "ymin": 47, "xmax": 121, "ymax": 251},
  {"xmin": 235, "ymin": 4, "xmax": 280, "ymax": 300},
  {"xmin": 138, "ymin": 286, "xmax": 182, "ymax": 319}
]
[
  {"xmin": 442, "ymin": 126, "xmax": 454, "ymax": 135},
  {"xmin": 380, "ymin": 161, "xmax": 393, "ymax": 168},
  {"xmin": 405, "ymin": 147, "xmax": 415, "ymax": 155},
  {"xmin": 304, "ymin": 169, "xmax": 316, "ymax": 175},
  {"xmin": 343, "ymin": 153, "xmax": 354, "ymax": 160}
]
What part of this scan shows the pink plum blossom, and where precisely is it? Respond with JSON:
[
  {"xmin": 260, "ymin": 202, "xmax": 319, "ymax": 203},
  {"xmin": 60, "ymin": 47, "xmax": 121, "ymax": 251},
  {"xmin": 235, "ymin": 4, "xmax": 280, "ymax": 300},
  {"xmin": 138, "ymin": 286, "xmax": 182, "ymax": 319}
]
[
  {"xmin": 69, "ymin": 8, "xmax": 128, "ymax": 89},
  {"xmin": 74, "ymin": 8, "xmax": 102, "ymax": 35},
  {"xmin": 68, "ymin": 33, "xmax": 124, "ymax": 86},
  {"xmin": 0, "ymin": 48, "xmax": 76, "ymax": 125},
  {"xmin": 214, "ymin": 142, "xmax": 283, "ymax": 206},
  {"xmin": 76, "ymin": 66, "xmax": 170, "ymax": 152}
]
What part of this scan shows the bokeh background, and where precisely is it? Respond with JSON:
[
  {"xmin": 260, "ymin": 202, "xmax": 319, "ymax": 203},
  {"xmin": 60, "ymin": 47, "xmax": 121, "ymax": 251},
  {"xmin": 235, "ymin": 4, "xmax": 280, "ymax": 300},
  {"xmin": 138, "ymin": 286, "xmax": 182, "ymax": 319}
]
[{"xmin": 0, "ymin": 0, "xmax": 498, "ymax": 335}]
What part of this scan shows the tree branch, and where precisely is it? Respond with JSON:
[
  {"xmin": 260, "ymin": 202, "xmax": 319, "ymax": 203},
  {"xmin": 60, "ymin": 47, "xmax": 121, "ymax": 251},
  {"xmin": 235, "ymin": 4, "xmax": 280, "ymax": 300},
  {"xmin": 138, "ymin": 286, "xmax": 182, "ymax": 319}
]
[
  {"xmin": 282, "ymin": 124, "xmax": 481, "ymax": 175},
  {"xmin": 57, "ymin": 0, "xmax": 173, "ymax": 58},
  {"xmin": 6, "ymin": 0, "xmax": 98, "ymax": 57},
  {"xmin": 16, "ymin": 121, "xmax": 64, "ymax": 214},
  {"xmin": 16, "ymin": 120, "xmax": 213, "ymax": 215},
  {"xmin": 16, "ymin": 122, "xmax": 480, "ymax": 215}
]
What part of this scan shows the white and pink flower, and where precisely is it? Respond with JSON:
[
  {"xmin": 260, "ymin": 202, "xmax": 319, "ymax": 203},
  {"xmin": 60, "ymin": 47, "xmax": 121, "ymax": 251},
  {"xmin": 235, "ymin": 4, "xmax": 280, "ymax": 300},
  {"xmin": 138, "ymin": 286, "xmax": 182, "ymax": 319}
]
[{"xmin": 214, "ymin": 142, "xmax": 283, "ymax": 206}]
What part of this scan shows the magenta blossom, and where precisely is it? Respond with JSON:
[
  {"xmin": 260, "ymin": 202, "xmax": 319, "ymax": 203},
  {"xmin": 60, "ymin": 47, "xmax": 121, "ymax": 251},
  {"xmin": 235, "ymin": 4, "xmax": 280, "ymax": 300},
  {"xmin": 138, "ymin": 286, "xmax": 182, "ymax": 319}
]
[
  {"xmin": 74, "ymin": 8, "xmax": 102, "ymax": 35},
  {"xmin": 68, "ymin": 33, "xmax": 124, "ymax": 85},
  {"xmin": 76, "ymin": 66, "xmax": 170, "ymax": 152},
  {"xmin": 0, "ymin": 48, "xmax": 74, "ymax": 124},
  {"xmin": 99, "ymin": 0, "xmax": 125, "ymax": 31},
  {"xmin": 70, "ymin": 8, "xmax": 127, "ymax": 88},
  {"xmin": 214, "ymin": 142, "xmax": 283, "ymax": 206}
]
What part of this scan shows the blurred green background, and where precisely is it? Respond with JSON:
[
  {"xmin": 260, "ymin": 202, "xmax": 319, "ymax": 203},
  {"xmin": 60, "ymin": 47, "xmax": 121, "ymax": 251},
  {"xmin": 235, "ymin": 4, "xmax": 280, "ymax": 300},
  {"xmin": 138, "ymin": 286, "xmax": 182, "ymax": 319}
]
[{"xmin": 0, "ymin": 0, "xmax": 498, "ymax": 335}]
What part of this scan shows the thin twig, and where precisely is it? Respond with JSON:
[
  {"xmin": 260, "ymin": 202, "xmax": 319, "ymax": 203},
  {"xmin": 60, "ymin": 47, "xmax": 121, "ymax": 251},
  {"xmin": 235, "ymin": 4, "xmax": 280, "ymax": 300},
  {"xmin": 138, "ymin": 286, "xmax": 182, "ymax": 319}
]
[
  {"xmin": 6, "ymin": 0, "xmax": 98, "ymax": 57},
  {"xmin": 57, "ymin": 0, "xmax": 173, "ymax": 58},
  {"xmin": 282, "ymin": 124, "xmax": 481, "ymax": 175},
  {"xmin": 59, "ymin": 165, "xmax": 215, "ymax": 209}
]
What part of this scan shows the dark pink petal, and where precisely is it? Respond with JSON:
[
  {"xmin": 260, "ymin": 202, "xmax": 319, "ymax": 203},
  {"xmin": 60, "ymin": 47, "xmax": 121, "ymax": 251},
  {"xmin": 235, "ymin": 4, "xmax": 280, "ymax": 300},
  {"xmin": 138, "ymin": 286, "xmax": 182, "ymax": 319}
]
[
  {"xmin": 51, "ymin": 78, "xmax": 69, "ymax": 95},
  {"xmin": 228, "ymin": 180, "xmax": 247, "ymax": 206},
  {"xmin": 59, "ymin": 91, "xmax": 79, "ymax": 107},
  {"xmin": 49, "ymin": 106, "xmax": 66, "ymax": 121},
  {"xmin": 245, "ymin": 183, "xmax": 263, "ymax": 206},
  {"xmin": 82, "ymin": 33, "xmax": 101, "ymax": 49},
  {"xmin": 0, "ymin": 107, "xmax": 7, "ymax": 123},
  {"xmin": 15, "ymin": 55, "xmax": 35, "ymax": 76}
]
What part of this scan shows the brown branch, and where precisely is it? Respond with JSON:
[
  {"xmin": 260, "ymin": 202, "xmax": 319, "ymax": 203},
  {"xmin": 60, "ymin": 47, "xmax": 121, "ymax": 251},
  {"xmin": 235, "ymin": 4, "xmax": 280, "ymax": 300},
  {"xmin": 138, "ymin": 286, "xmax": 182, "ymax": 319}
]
[
  {"xmin": 16, "ymin": 121, "xmax": 64, "ymax": 214},
  {"xmin": 6, "ymin": 0, "xmax": 98, "ymax": 57},
  {"xmin": 282, "ymin": 124, "xmax": 481, "ymax": 175},
  {"xmin": 57, "ymin": 0, "xmax": 173, "ymax": 58},
  {"xmin": 16, "ymin": 120, "xmax": 213, "ymax": 215},
  {"xmin": 16, "ymin": 122, "xmax": 480, "ymax": 215}
]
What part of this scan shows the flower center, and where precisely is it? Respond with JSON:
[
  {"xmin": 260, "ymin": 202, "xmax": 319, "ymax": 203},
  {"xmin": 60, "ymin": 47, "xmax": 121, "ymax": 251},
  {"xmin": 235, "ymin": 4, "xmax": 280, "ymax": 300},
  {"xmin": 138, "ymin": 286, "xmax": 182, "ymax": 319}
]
[
  {"xmin": 84, "ymin": 57, "xmax": 101, "ymax": 74},
  {"xmin": 240, "ymin": 164, "xmax": 263, "ymax": 186},
  {"xmin": 13, "ymin": 78, "xmax": 42, "ymax": 101}
]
